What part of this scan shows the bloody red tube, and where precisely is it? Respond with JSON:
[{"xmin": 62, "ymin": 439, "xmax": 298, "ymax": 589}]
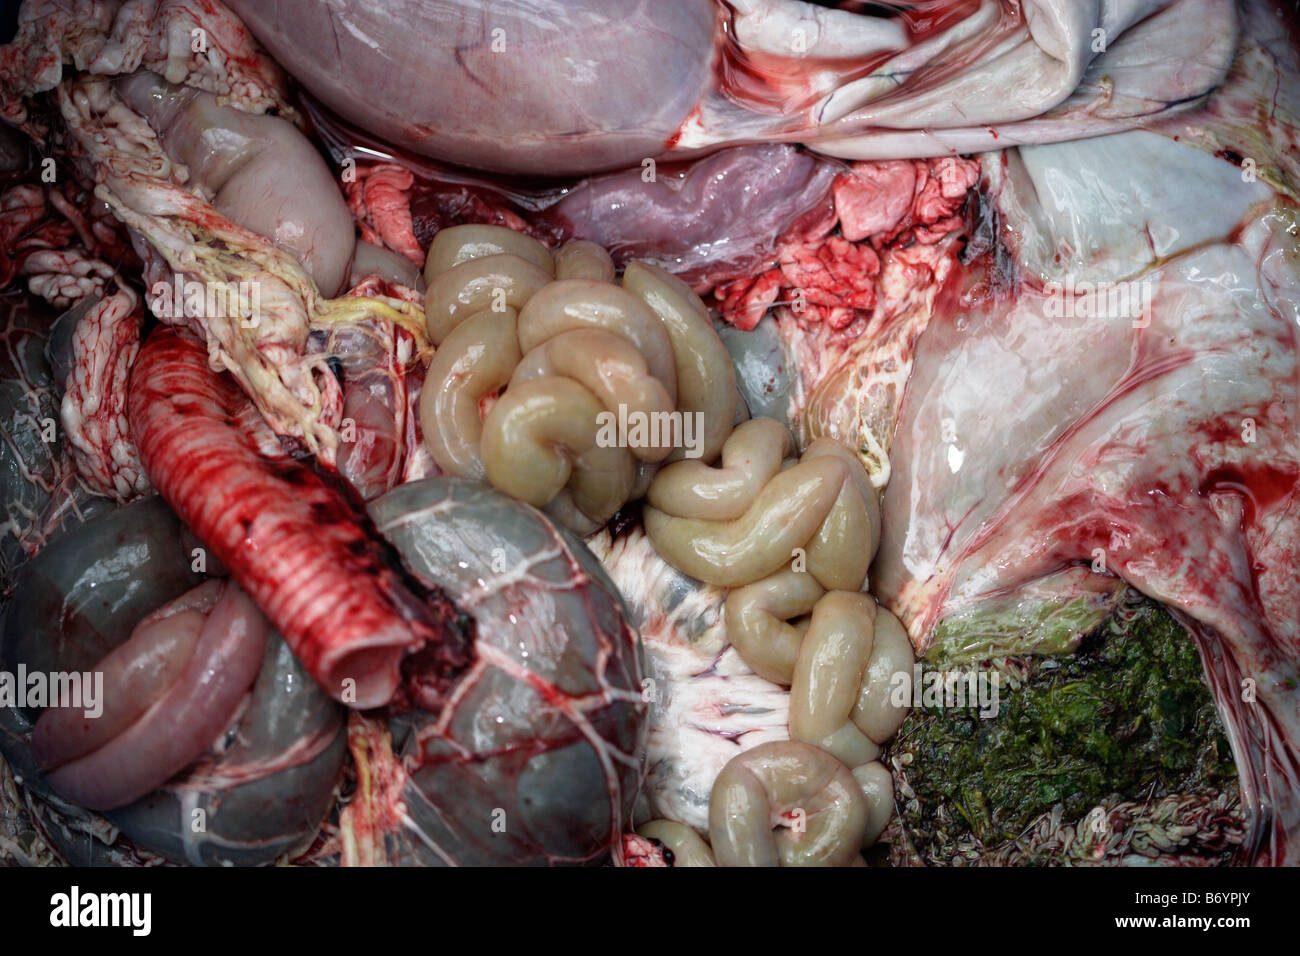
[{"xmin": 127, "ymin": 326, "xmax": 466, "ymax": 709}]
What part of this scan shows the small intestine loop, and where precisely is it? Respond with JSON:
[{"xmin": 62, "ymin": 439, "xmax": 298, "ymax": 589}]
[
  {"xmin": 424, "ymin": 252, "xmax": 552, "ymax": 346},
  {"xmin": 643, "ymin": 420, "xmax": 879, "ymax": 590},
  {"xmin": 419, "ymin": 307, "xmax": 521, "ymax": 482},
  {"xmin": 515, "ymin": 278, "xmax": 679, "ymax": 403},
  {"xmin": 646, "ymin": 417, "xmax": 792, "ymax": 520},
  {"xmin": 708, "ymin": 741, "xmax": 870, "ymax": 867},
  {"xmin": 507, "ymin": 327, "xmax": 676, "ymax": 462}
]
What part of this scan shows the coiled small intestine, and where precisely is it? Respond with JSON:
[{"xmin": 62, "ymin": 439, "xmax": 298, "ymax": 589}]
[
  {"xmin": 419, "ymin": 225, "xmax": 737, "ymax": 533},
  {"xmin": 643, "ymin": 417, "xmax": 909, "ymax": 861},
  {"xmin": 424, "ymin": 226, "xmax": 908, "ymax": 864},
  {"xmin": 708, "ymin": 741, "xmax": 870, "ymax": 867},
  {"xmin": 643, "ymin": 422, "xmax": 880, "ymax": 590}
]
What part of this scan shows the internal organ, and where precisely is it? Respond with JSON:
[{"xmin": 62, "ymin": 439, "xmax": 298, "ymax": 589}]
[
  {"xmin": 33, "ymin": 578, "xmax": 271, "ymax": 810},
  {"xmin": 225, "ymin": 0, "xmax": 1237, "ymax": 175},
  {"xmin": 126, "ymin": 326, "xmax": 469, "ymax": 710},
  {"xmin": 355, "ymin": 478, "xmax": 646, "ymax": 865},
  {"xmin": 114, "ymin": 72, "xmax": 354, "ymax": 297},
  {"xmin": 345, "ymin": 145, "xmax": 978, "ymax": 343},
  {"xmin": 55, "ymin": 74, "xmax": 350, "ymax": 465},
  {"xmin": 101, "ymin": 627, "xmax": 346, "ymax": 866},
  {"xmin": 0, "ymin": 0, "xmax": 293, "ymax": 125},
  {"xmin": 630, "ymin": 417, "xmax": 906, "ymax": 859},
  {"xmin": 864, "ymin": 132, "xmax": 1300, "ymax": 863},
  {"xmin": 420, "ymin": 226, "xmax": 738, "ymax": 533},
  {"xmin": 59, "ymin": 287, "xmax": 149, "ymax": 501},
  {"xmin": 0, "ymin": 496, "xmax": 345, "ymax": 865},
  {"xmin": 313, "ymin": 314, "xmax": 426, "ymax": 503},
  {"xmin": 0, "ymin": 294, "xmax": 64, "ymax": 584}
]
